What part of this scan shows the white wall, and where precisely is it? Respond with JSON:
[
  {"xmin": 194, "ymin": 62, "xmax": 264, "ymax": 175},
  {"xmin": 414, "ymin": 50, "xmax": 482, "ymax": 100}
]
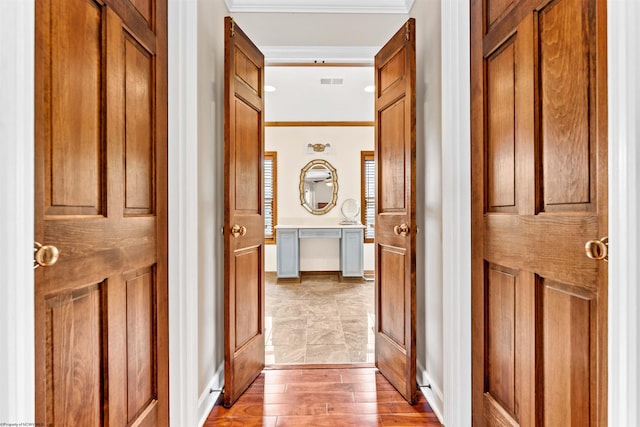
[
  {"xmin": 264, "ymin": 126, "xmax": 374, "ymax": 272},
  {"xmin": 197, "ymin": 0, "xmax": 227, "ymax": 422},
  {"xmin": 168, "ymin": 0, "xmax": 227, "ymax": 425},
  {"xmin": 411, "ymin": 0, "xmax": 445, "ymax": 421}
]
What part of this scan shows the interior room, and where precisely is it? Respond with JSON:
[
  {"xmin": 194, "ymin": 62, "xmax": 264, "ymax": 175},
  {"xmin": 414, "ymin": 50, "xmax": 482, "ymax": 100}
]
[
  {"xmin": 263, "ymin": 65, "xmax": 376, "ymax": 365},
  {"xmin": 2, "ymin": 0, "xmax": 638, "ymax": 426}
]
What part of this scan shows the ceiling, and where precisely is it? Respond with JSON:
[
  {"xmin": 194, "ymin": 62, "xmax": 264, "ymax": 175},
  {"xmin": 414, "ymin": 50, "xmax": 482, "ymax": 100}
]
[
  {"xmin": 225, "ymin": 0, "xmax": 415, "ymax": 14},
  {"xmin": 265, "ymin": 66, "xmax": 374, "ymax": 122},
  {"xmin": 227, "ymin": 0, "xmax": 409, "ymax": 121}
]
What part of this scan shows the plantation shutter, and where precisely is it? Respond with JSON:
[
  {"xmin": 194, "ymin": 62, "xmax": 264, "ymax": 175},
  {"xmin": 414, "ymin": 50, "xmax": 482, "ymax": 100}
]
[
  {"xmin": 264, "ymin": 152, "xmax": 276, "ymax": 243},
  {"xmin": 362, "ymin": 151, "xmax": 375, "ymax": 242}
]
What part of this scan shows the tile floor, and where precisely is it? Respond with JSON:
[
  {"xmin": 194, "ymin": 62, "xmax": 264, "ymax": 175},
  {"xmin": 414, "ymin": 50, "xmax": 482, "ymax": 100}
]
[{"xmin": 265, "ymin": 272, "xmax": 375, "ymax": 365}]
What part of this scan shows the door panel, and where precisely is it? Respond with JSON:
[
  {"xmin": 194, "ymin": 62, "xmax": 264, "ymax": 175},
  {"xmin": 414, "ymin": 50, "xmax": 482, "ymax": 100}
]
[
  {"xmin": 486, "ymin": 39, "xmax": 516, "ymax": 212},
  {"xmin": 379, "ymin": 246, "xmax": 406, "ymax": 346},
  {"xmin": 34, "ymin": 0, "xmax": 168, "ymax": 425},
  {"xmin": 124, "ymin": 35, "xmax": 155, "ymax": 215},
  {"xmin": 542, "ymin": 282, "xmax": 592, "ymax": 426},
  {"xmin": 125, "ymin": 267, "xmax": 157, "ymax": 422},
  {"xmin": 224, "ymin": 17, "xmax": 265, "ymax": 408},
  {"xmin": 45, "ymin": 0, "xmax": 104, "ymax": 216},
  {"xmin": 471, "ymin": 0, "xmax": 607, "ymax": 425},
  {"xmin": 486, "ymin": 265, "xmax": 517, "ymax": 416},
  {"xmin": 234, "ymin": 99, "xmax": 261, "ymax": 212},
  {"xmin": 379, "ymin": 100, "xmax": 407, "ymax": 212},
  {"xmin": 540, "ymin": 0, "xmax": 593, "ymax": 209},
  {"xmin": 234, "ymin": 248, "xmax": 261, "ymax": 349},
  {"xmin": 46, "ymin": 282, "xmax": 104, "ymax": 426},
  {"xmin": 374, "ymin": 19, "xmax": 416, "ymax": 405}
]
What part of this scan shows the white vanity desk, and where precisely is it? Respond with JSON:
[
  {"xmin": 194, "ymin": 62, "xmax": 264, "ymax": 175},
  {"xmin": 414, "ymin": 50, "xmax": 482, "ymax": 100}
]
[{"xmin": 275, "ymin": 223, "xmax": 365, "ymax": 279}]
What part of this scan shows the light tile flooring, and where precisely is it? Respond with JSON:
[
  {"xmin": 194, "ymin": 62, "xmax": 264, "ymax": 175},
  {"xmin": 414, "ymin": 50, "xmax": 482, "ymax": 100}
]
[{"xmin": 265, "ymin": 272, "xmax": 375, "ymax": 365}]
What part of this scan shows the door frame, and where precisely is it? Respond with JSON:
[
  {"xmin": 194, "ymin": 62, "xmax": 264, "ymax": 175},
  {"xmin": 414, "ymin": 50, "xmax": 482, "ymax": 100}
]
[
  {"xmin": 0, "ymin": 0, "xmax": 35, "ymax": 420},
  {"xmin": 1, "ymin": 0, "xmax": 637, "ymax": 424},
  {"xmin": 606, "ymin": 1, "xmax": 640, "ymax": 425},
  {"xmin": 440, "ymin": 1, "xmax": 471, "ymax": 424}
]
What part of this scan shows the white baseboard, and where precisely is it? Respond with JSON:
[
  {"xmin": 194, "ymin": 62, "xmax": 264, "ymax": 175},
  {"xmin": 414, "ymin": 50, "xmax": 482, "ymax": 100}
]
[
  {"xmin": 198, "ymin": 363, "xmax": 224, "ymax": 427},
  {"xmin": 417, "ymin": 363, "xmax": 444, "ymax": 424}
]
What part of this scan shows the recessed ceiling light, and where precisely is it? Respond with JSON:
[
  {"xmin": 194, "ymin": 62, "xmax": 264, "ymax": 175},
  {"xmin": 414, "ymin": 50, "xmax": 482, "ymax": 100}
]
[
  {"xmin": 265, "ymin": 85, "xmax": 276, "ymax": 92},
  {"xmin": 364, "ymin": 85, "xmax": 375, "ymax": 93}
]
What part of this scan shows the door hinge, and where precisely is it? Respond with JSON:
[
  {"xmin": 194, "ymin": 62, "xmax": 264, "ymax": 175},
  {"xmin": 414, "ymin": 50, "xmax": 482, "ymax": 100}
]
[{"xmin": 404, "ymin": 20, "xmax": 411, "ymax": 41}]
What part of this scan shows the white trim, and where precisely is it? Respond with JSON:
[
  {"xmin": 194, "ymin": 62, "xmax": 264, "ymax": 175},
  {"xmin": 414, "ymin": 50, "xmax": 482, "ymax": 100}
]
[
  {"xmin": 198, "ymin": 363, "xmax": 225, "ymax": 427},
  {"xmin": 0, "ymin": 0, "xmax": 35, "ymax": 422},
  {"xmin": 168, "ymin": 0, "xmax": 200, "ymax": 425},
  {"xmin": 441, "ymin": 0, "xmax": 472, "ymax": 426},
  {"xmin": 421, "ymin": 386, "xmax": 444, "ymax": 424},
  {"xmin": 418, "ymin": 362, "xmax": 444, "ymax": 424},
  {"xmin": 225, "ymin": 0, "xmax": 414, "ymax": 14},
  {"xmin": 608, "ymin": 1, "xmax": 639, "ymax": 425},
  {"xmin": 261, "ymin": 46, "xmax": 378, "ymax": 65}
]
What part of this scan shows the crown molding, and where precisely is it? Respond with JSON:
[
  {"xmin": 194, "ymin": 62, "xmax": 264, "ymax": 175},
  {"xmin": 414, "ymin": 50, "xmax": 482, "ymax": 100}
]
[
  {"xmin": 260, "ymin": 46, "xmax": 378, "ymax": 65},
  {"xmin": 225, "ymin": 0, "xmax": 414, "ymax": 14}
]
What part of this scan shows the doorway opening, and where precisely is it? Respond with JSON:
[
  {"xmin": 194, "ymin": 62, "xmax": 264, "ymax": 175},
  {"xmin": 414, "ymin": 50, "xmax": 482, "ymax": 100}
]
[
  {"xmin": 224, "ymin": 16, "xmax": 417, "ymax": 406},
  {"xmin": 262, "ymin": 64, "xmax": 376, "ymax": 365}
]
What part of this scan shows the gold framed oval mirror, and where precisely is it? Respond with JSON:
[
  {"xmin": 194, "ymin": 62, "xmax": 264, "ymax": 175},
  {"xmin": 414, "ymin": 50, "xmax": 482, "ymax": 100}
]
[{"xmin": 299, "ymin": 159, "xmax": 339, "ymax": 215}]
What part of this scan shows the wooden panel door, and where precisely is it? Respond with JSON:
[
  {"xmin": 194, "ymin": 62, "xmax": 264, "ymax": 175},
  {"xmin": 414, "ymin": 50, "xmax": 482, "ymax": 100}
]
[
  {"xmin": 223, "ymin": 17, "xmax": 265, "ymax": 408},
  {"xmin": 34, "ymin": 0, "xmax": 168, "ymax": 425},
  {"xmin": 374, "ymin": 19, "xmax": 417, "ymax": 405},
  {"xmin": 471, "ymin": 0, "xmax": 608, "ymax": 425}
]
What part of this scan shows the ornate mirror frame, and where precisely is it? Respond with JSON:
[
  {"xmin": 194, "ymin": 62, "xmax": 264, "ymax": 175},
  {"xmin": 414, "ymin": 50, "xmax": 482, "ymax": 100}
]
[{"xmin": 299, "ymin": 159, "xmax": 339, "ymax": 215}]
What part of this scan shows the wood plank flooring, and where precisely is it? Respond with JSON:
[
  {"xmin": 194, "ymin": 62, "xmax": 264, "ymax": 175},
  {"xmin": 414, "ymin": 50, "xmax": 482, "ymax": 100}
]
[{"xmin": 204, "ymin": 366, "xmax": 441, "ymax": 426}]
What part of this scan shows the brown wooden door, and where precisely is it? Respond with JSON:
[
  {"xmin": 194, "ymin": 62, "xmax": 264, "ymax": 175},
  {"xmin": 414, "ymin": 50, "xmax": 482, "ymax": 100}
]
[
  {"xmin": 374, "ymin": 18, "xmax": 417, "ymax": 405},
  {"xmin": 471, "ymin": 0, "xmax": 608, "ymax": 425},
  {"xmin": 223, "ymin": 17, "xmax": 265, "ymax": 408},
  {"xmin": 34, "ymin": 0, "xmax": 168, "ymax": 425}
]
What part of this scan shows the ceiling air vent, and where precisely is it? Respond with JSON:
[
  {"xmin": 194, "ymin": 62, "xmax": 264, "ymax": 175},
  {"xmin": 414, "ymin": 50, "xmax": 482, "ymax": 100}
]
[{"xmin": 320, "ymin": 78, "xmax": 344, "ymax": 85}]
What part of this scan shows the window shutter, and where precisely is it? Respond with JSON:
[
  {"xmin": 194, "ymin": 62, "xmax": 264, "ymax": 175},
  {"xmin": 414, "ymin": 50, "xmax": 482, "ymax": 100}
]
[
  {"xmin": 361, "ymin": 151, "xmax": 375, "ymax": 242},
  {"xmin": 264, "ymin": 152, "xmax": 277, "ymax": 243}
]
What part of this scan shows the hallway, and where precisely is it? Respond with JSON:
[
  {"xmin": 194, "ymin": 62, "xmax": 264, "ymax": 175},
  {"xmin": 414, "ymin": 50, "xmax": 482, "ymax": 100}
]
[{"xmin": 204, "ymin": 367, "xmax": 441, "ymax": 426}]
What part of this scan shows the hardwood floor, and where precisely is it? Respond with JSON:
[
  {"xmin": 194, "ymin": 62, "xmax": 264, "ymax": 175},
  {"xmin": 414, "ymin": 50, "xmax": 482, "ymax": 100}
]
[{"xmin": 204, "ymin": 366, "xmax": 441, "ymax": 426}]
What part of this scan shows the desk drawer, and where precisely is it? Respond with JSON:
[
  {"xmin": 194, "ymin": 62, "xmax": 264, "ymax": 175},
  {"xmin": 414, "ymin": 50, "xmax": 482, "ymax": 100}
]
[{"xmin": 298, "ymin": 228, "xmax": 341, "ymax": 239}]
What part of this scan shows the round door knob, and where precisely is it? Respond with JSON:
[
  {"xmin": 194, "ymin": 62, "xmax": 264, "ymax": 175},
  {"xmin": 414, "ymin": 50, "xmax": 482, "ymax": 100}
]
[
  {"xmin": 585, "ymin": 237, "xmax": 608, "ymax": 262},
  {"xmin": 231, "ymin": 224, "xmax": 247, "ymax": 238},
  {"xmin": 34, "ymin": 242, "xmax": 60, "ymax": 268},
  {"xmin": 393, "ymin": 223, "xmax": 410, "ymax": 236}
]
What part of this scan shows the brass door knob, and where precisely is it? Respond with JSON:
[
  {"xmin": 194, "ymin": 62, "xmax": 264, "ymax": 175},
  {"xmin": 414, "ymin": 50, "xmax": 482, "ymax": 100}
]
[
  {"xmin": 585, "ymin": 237, "xmax": 608, "ymax": 262},
  {"xmin": 393, "ymin": 223, "xmax": 410, "ymax": 236},
  {"xmin": 231, "ymin": 224, "xmax": 247, "ymax": 238},
  {"xmin": 33, "ymin": 242, "xmax": 60, "ymax": 268}
]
